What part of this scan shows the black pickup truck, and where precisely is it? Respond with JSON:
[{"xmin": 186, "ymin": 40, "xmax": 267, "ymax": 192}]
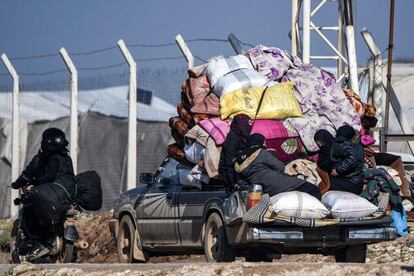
[{"xmin": 109, "ymin": 156, "xmax": 398, "ymax": 263}]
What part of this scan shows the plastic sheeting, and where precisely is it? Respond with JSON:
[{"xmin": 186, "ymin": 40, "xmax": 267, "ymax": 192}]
[{"xmin": 0, "ymin": 112, "xmax": 172, "ymax": 217}]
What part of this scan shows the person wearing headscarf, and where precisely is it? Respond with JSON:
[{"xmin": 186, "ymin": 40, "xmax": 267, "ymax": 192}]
[
  {"xmin": 329, "ymin": 125, "xmax": 364, "ymax": 194},
  {"xmin": 10, "ymin": 128, "xmax": 75, "ymax": 261},
  {"xmin": 219, "ymin": 114, "xmax": 252, "ymax": 186},
  {"xmin": 235, "ymin": 134, "xmax": 321, "ymax": 199},
  {"xmin": 12, "ymin": 128, "xmax": 74, "ymax": 189},
  {"xmin": 314, "ymin": 129, "xmax": 335, "ymax": 173}
]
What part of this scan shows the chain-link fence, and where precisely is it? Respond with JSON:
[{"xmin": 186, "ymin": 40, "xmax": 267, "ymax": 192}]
[{"xmin": 0, "ymin": 64, "xmax": 189, "ymax": 217}]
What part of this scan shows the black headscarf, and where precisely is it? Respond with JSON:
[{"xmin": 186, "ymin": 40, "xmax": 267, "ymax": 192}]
[
  {"xmin": 235, "ymin": 133, "xmax": 265, "ymax": 163},
  {"xmin": 41, "ymin": 127, "xmax": 69, "ymax": 155},
  {"xmin": 230, "ymin": 114, "xmax": 252, "ymax": 144},
  {"xmin": 314, "ymin": 129, "xmax": 334, "ymax": 173},
  {"xmin": 336, "ymin": 125, "xmax": 356, "ymax": 141}
]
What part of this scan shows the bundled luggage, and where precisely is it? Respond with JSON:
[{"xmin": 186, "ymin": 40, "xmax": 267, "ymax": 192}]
[
  {"xmin": 166, "ymin": 44, "xmax": 404, "ymax": 227},
  {"xmin": 75, "ymin": 171, "xmax": 103, "ymax": 211},
  {"xmin": 30, "ymin": 177, "xmax": 76, "ymax": 229},
  {"xmin": 29, "ymin": 171, "xmax": 102, "ymax": 229}
]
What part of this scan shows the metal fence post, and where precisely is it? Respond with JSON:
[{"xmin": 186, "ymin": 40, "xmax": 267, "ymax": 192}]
[
  {"xmin": 1, "ymin": 53, "xmax": 20, "ymax": 218},
  {"xmin": 118, "ymin": 39, "xmax": 137, "ymax": 191},
  {"xmin": 59, "ymin": 48, "xmax": 78, "ymax": 174},
  {"xmin": 175, "ymin": 34, "xmax": 195, "ymax": 69},
  {"xmin": 302, "ymin": 0, "xmax": 311, "ymax": 63},
  {"xmin": 227, "ymin": 33, "xmax": 244, "ymax": 55},
  {"xmin": 343, "ymin": 0, "xmax": 359, "ymax": 94},
  {"xmin": 291, "ymin": 0, "xmax": 299, "ymax": 56}
]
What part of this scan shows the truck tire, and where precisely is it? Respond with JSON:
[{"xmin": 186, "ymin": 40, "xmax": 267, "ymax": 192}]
[
  {"xmin": 204, "ymin": 213, "xmax": 235, "ymax": 262},
  {"xmin": 245, "ymin": 253, "xmax": 274, "ymax": 262},
  {"xmin": 117, "ymin": 215, "xmax": 147, "ymax": 263},
  {"xmin": 334, "ymin": 245, "xmax": 367, "ymax": 263}
]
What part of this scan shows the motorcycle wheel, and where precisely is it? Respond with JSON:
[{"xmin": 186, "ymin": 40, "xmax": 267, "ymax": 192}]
[
  {"xmin": 10, "ymin": 220, "xmax": 24, "ymax": 264},
  {"xmin": 60, "ymin": 241, "xmax": 77, "ymax": 263}
]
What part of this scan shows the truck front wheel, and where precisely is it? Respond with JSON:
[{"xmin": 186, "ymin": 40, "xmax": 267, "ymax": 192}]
[
  {"xmin": 334, "ymin": 245, "xmax": 367, "ymax": 263},
  {"xmin": 204, "ymin": 213, "xmax": 235, "ymax": 262}
]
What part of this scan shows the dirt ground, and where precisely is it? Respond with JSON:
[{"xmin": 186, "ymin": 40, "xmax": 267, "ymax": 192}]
[{"xmin": 1, "ymin": 212, "xmax": 414, "ymax": 265}]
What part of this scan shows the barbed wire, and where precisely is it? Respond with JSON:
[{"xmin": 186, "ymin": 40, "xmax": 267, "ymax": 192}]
[
  {"xmin": 0, "ymin": 56, "xmax": 191, "ymax": 77},
  {"xmin": 1, "ymin": 37, "xmax": 251, "ymax": 76},
  {"xmin": 135, "ymin": 56, "xmax": 182, "ymax": 62},
  {"xmin": 70, "ymin": 46, "xmax": 118, "ymax": 56},
  {"xmin": 78, "ymin": 62, "xmax": 126, "ymax": 71},
  {"xmin": 9, "ymin": 52, "xmax": 60, "ymax": 61},
  {"xmin": 194, "ymin": 55, "xmax": 208, "ymax": 63},
  {"xmin": 6, "ymin": 37, "xmax": 254, "ymax": 61},
  {"xmin": 127, "ymin": 42, "xmax": 176, "ymax": 48}
]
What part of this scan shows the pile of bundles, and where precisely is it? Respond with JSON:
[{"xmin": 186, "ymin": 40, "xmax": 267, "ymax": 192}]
[{"xmin": 168, "ymin": 45, "xmax": 368, "ymax": 189}]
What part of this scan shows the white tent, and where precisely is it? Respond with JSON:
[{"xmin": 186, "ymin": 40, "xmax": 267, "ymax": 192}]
[{"xmin": 0, "ymin": 85, "xmax": 176, "ymax": 217}]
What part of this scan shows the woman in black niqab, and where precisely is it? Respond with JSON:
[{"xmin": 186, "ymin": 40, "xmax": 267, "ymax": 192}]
[
  {"xmin": 219, "ymin": 114, "xmax": 253, "ymax": 186},
  {"xmin": 314, "ymin": 129, "xmax": 334, "ymax": 173}
]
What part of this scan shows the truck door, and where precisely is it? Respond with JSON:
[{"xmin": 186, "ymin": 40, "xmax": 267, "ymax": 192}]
[{"xmin": 136, "ymin": 158, "xmax": 180, "ymax": 245}]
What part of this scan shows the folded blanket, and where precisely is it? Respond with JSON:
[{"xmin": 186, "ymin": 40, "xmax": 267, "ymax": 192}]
[
  {"xmin": 189, "ymin": 75, "xmax": 220, "ymax": 116},
  {"xmin": 205, "ymin": 55, "xmax": 253, "ymax": 87},
  {"xmin": 181, "ymin": 80, "xmax": 193, "ymax": 107},
  {"xmin": 344, "ymin": 88, "xmax": 365, "ymax": 118},
  {"xmin": 282, "ymin": 63, "xmax": 361, "ymax": 152},
  {"xmin": 204, "ymin": 136, "xmax": 222, "ymax": 177},
  {"xmin": 185, "ymin": 125, "xmax": 209, "ymax": 147},
  {"xmin": 171, "ymin": 128, "xmax": 185, "ymax": 148},
  {"xmin": 285, "ymin": 159, "xmax": 321, "ymax": 186},
  {"xmin": 213, "ymin": 69, "xmax": 268, "ymax": 97},
  {"xmin": 247, "ymin": 45, "xmax": 302, "ymax": 82},
  {"xmin": 199, "ymin": 118, "xmax": 302, "ymax": 162},
  {"xmin": 167, "ymin": 143, "xmax": 193, "ymax": 167},
  {"xmin": 169, "ymin": 116, "xmax": 189, "ymax": 137},
  {"xmin": 177, "ymin": 103, "xmax": 195, "ymax": 127},
  {"xmin": 198, "ymin": 117, "xmax": 230, "ymax": 146}
]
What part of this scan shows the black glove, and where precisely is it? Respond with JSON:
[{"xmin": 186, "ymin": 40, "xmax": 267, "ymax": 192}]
[{"xmin": 11, "ymin": 175, "xmax": 29, "ymax": 189}]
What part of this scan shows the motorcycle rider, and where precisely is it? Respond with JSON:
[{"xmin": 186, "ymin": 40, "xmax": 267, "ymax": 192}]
[{"xmin": 11, "ymin": 127, "xmax": 74, "ymax": 261}]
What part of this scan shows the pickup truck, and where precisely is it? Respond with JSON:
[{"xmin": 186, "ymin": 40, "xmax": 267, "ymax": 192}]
[{"xmin": 109, "ymin": 156, "xmax": 398, "ymax": 263}]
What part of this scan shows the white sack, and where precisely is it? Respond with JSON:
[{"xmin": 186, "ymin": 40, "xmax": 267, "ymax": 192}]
[
  {"xmin": 184, "ymin": 142, "xmax": 205, "ymax": 164},
  {"xmin": 270, "ymin": 191, "xmax": 330, "ymax": 219},
  {"xmin": 178, "ymin": 164, "xmax": 209, "ymax": 190},
  {"xmin": 322, "ymin": 191, "xmax": 378, "ymax": 219},
  {"xmin": 205, "ymin": 55, "xmax": 253, "ymax": 87},
  {"xmin": 213, "ymin": 69, "xmax": 268, "ymax": 97}
]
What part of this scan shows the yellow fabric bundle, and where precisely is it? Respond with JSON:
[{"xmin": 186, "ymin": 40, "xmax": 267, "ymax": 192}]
[{"xmin": 220, "ymin": 82, "xmax": 302, "ymax": 120}]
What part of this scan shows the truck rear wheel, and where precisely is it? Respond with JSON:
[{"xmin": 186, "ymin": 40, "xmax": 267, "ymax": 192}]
[
  {"xmin": 204, "ymin": 213, "xmax": 235, "ymax": 262},
  {"xmin": 334, "ymin": 245, "xmax": 367, "ymax": 263},
  {"xmin": 245, "ymin": 252, "xmax": 274, "ymax": 262}
]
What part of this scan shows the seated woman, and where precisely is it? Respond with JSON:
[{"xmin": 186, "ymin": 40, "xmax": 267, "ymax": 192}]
[
  {"xmin": 234, "ymin": 133, "xmax": 321, "ymax": 200},
  {"xmin": 219, "ymin": 114, "xmax": 252, "ymax": 187},
  {"xmin": 314, "ymin": 125, "xmax": 364, "ymax": 195}
]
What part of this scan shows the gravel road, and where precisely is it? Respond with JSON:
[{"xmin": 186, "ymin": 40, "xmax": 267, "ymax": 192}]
[{"xmin": 2, "ymin": 262, "xmax": 414, "ymax": 276}]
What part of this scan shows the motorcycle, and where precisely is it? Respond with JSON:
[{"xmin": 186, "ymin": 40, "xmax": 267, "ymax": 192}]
[{"xmin": 9, "ymin": 185, "xmax": 88, "ymax": 263}]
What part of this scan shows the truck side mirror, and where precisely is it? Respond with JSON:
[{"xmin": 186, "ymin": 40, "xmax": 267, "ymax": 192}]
[{"xmin": 140, "ymin": 173, "xmax": 154, "ymax": 185}]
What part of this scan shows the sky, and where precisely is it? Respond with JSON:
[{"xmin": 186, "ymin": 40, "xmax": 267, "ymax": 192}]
[{"xmin": 0, "ymin": 0, "xmax": 413, "ymax": 84}]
